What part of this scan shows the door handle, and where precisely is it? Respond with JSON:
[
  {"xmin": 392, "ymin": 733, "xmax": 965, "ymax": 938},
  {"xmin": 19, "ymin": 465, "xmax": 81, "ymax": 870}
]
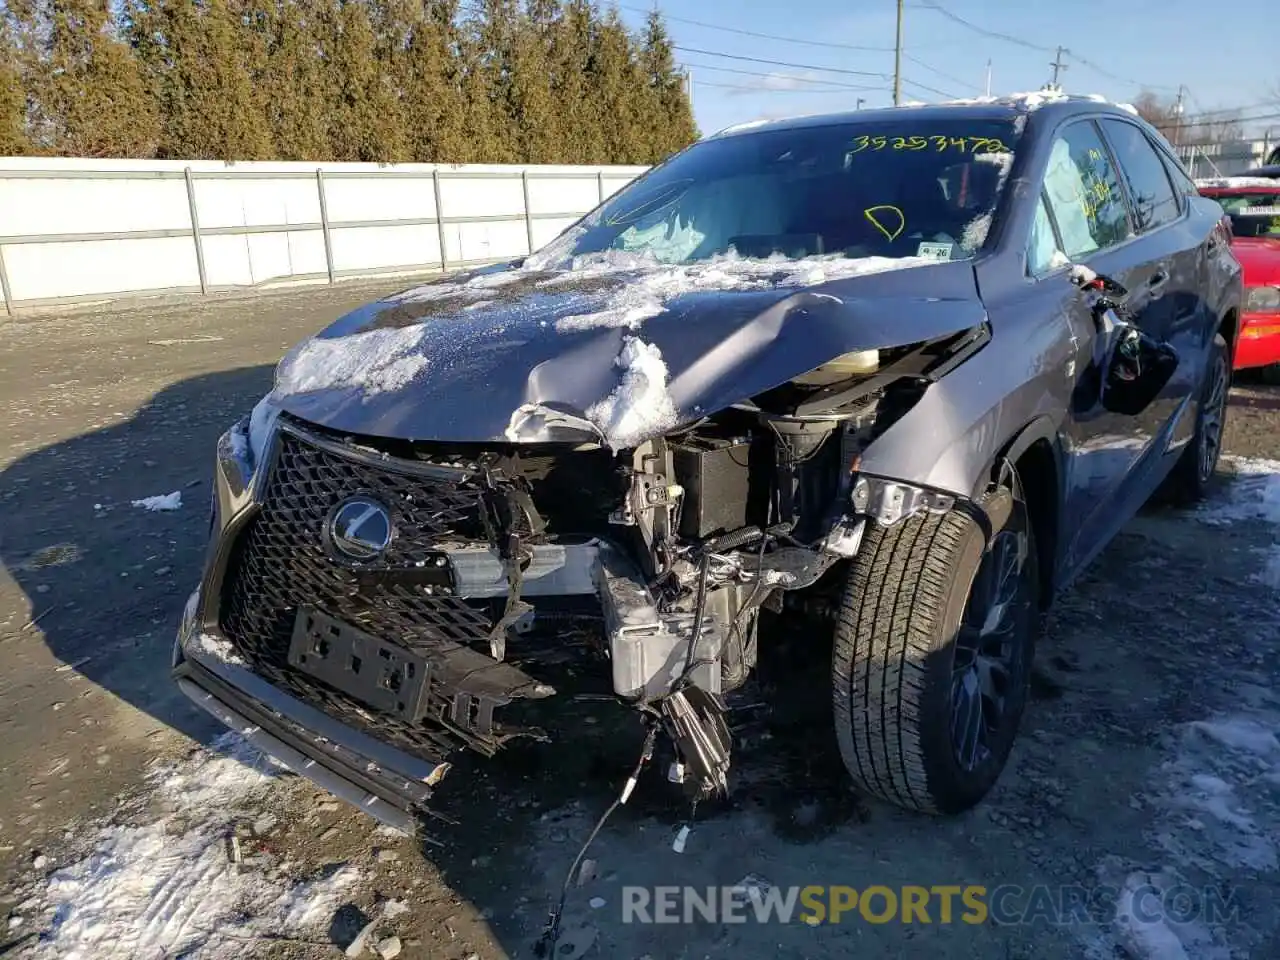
[{"xmin": 1148, "ymin": 269, "xmax": 1169, "ymax": 296}]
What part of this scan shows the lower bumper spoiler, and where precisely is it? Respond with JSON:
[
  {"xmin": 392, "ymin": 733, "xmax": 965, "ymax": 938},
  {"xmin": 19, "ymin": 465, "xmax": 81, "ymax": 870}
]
[{"xmin": 173, "ymin": 644, "xmax": 453, "ymax": 837}]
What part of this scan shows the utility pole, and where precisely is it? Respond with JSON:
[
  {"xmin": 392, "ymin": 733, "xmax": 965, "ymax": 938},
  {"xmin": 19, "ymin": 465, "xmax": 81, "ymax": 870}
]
[
  {"xmin": 684, "ymin": 69, "xmax": 693, "ymax": 111},
  {"xmin": 1048, "ymin": 46, "xmax": 1068, "ymax": 89},
  {"xmin": 1172, "ymin": 85, "xmax": 1186, "ymax": 147},
  {"xmin": 984, "ymin": 59, "xmax": 992, "ymax": 97},
  {"xmin": 893, "ymin": 0, "xmax": 904, "ymax": 106}
]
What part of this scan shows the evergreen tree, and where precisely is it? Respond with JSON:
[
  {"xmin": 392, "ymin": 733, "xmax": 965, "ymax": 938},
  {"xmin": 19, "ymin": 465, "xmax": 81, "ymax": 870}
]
[
  {"xmin": 326, "ymin": 0, "xmax": 406, "ymax": 161},
  {"xmin": 550, "ymin": 0, "xmax": 602, "ymax": 164},
  {"xmin": 254, "ymin": 0, "xmax": 331, "ymax": 159},
  {"xmin": 468, "ymin": 0, "xmax": 519, "ymax": 162},
  {"xmin": 0, "ymin": 7, "xmax": 30, "ymax": 153},
  {"xmin": 36, "ymin": 0, "xmax": 159, "ymax": 156},
  {"xmin": 400, "ymin": 0, "xmax": 468, "ymax": 161},
  {"xmin": 588, "ymin": 8, "xmax": 643, "ymax": 164},
  {"xmin": 149, "ymin": 0, "xmax": 273, "ymax": 159},
  {"xmin": 507, "ymin": 0, "xmax": 560, "ymax": 163},
  {"xmin": 639, "ymin": 8, "xmax": 695, "ymax": 161}
]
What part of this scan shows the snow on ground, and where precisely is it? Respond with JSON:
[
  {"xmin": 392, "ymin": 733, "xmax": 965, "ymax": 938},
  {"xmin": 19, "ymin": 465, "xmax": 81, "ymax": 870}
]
[
  {"xmin": 17, "ymin": 734, "xmax": 361, "ymax": 960},
  {"xmin": 1077, "ymin": 461, "xmax": 1280, "ymax": 960},
  {"xmin": 585, "ymin": 337, "xmax": 679, "ymax": 452},
  {"xmin": 274, "ymin": 325, "xmax": 431, "ymax": 399},
  {"xmin": 1194, "ymin": 457, "xmax": 1280, "ymax": 526},
  {"xmin": 130, "ymin": 491, "xmax": 181, "ymax": 512}
]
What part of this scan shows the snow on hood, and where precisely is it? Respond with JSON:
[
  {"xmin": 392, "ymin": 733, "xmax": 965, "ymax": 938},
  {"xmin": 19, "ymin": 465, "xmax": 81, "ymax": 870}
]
[
  {"xmin": 268, "ymin": 250, "xmax": 986, "ymax": 447},
  {"xmin": 272, "ymin": 250, "xmax": 940, "ymax": 401},
  {"xmin": 544, "ymin": 251, "xmax": 939, "ymax": 334},
  {"xmin": 584, "ymin": 336, "xmax": 679, "ymax": 451}
]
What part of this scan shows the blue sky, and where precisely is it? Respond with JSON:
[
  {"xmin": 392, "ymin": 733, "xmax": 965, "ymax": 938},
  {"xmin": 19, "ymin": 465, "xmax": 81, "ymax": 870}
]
[{"xmin": 616, "ymin": 0, "xmax": 1280, "ymax": 138}]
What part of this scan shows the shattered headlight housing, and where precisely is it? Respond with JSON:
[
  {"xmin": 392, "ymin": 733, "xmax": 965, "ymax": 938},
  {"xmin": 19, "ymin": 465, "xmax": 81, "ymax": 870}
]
[{"xmin": 1246, "ymin": 285, "xmax": 1280, "ymax": 313}]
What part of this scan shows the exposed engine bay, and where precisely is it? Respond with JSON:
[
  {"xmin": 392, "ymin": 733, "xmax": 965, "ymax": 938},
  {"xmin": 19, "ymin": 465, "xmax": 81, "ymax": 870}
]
[{"xmin": 293, "ymin": 323, "xmax": 989, "ymax": 804}]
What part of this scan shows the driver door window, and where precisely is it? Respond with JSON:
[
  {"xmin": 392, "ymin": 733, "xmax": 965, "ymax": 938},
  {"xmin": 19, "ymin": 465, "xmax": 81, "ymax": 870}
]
[{"xmin": 1042, "ymin": 122, "xmax": 1131, "ymax": 259}]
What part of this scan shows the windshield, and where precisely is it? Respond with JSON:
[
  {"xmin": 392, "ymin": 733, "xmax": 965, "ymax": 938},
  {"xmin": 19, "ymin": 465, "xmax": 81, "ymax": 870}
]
[
  {"xmin": 535, "ymin": 117, "xmax": 1023, "ymax": 267},
  {"xmin": 1205, "ymin": 190, "xmax": 1280, "ymax": 238}
]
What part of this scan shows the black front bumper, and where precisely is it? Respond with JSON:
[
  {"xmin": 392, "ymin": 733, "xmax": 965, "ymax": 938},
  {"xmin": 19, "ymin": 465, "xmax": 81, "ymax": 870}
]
[{"xmin": 173, "ymin": 625, "xmax": 453, "ymax": 835}]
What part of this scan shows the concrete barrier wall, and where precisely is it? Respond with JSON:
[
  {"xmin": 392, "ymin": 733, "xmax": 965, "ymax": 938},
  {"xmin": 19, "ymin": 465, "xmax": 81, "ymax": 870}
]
[{"xmin": 0, "ymin": 158, "xmax": 651, "ymax": 314}]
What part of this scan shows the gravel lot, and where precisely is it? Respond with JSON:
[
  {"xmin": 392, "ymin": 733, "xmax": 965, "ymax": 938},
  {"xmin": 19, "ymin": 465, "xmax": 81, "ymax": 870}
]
[{"xmin": 1, "ymin": 283, "xmax": 1278, "ymax": 960}]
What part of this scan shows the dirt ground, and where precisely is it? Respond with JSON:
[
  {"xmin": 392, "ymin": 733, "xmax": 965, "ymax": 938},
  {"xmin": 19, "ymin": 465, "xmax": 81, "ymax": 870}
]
[{"xmin": 1, "ymin": 282, "xmax": 1278, "ymax": 960}]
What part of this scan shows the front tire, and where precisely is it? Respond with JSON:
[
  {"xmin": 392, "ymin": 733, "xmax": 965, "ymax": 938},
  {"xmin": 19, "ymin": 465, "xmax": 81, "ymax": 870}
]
[
  {"xmin": 831, "ymin": 485, "xmax": 1040, "ymax": 815},
  {"xmin": 1160, "ymin": 332, "xmax": 1229, "ymax": 506}
]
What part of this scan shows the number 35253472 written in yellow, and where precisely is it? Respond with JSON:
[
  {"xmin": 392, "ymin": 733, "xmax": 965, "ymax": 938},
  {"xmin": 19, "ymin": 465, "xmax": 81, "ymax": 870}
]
[{"xmin": 849, "ymin": 135, "xmax": 1010, "ymax": 154}]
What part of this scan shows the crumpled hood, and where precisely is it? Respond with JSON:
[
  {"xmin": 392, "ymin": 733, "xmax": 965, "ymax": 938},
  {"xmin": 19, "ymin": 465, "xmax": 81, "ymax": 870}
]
[{"xmin": 271, "ymin": 255, "xmax": 987, "ymax": 446}]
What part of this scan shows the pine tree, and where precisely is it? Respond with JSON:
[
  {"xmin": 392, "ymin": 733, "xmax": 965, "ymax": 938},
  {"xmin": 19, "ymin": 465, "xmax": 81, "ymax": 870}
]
[
  {"xmin": 550, "ymin": 0, "xmax": 602, "ymax": 164},
  {"xmin": 326, "ymin": 0, "xmax": 406, "ymax": 161},
  {"xmin": 468, "ymin": 0, "xmax": 519, "ymax": 163},
  {"xmin": 149, "ymin": 0, "xmax": 273, "ymax": 159},
  {"xmin": 506, "ymin": 0, "xmax": 560, "ymax": 163},
  {"xmin": 400, "ymin": 0, "xmax": 467, "ymax": 161},
  {"xmin": 252, "ymin": 0, "xmax": 331, "ymax": 159},
  {"xmin": 0, "ymin": 7, "xmax": 30, "ymax": 154},
  {"xmin": 37, "ymin": 0, "xmax": 159, "ymax": 157},
  {"xmin": 588, "ymin": 8, "xmax": 643, "ymax": 164},
  {"xmin": 639, "ymin": 8, "xmax": 695, "ymax": 161}
]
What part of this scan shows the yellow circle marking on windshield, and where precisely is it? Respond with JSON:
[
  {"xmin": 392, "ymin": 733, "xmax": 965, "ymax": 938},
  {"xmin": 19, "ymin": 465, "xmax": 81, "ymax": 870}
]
[{"xmin": 864, "ymin": 205, "xmax": 906, "ymax": 242}]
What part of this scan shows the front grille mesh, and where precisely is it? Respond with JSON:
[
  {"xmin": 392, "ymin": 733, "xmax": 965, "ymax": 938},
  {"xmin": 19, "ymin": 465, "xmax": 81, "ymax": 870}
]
[{"xmin": 219, "ymin": 428, "xmax": 516, "ymax": 760}]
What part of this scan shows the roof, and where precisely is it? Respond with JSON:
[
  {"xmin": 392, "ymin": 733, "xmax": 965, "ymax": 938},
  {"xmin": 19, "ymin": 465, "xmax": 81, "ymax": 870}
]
[
  {"xmin": 711, "ymin": 91, "xmax": 1143, "ymax": 138},
  {"xmin": 1196, "ymin": 176, "xmax": 1280, "ymax": 191}
]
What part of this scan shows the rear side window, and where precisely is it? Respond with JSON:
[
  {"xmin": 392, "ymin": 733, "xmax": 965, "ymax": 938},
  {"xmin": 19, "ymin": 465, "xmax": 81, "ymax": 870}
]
[
  {"xmin": 1042, "ymin": 122, "xmax": 1130, "ymax": 259},
  {"xmin": 1099, "ymin": 119, "xmax": 1180, "ymax": 231}
]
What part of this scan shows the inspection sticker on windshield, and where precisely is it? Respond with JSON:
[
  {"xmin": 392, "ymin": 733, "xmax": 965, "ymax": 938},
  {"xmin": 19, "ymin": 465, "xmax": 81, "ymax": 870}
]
[{"xmin": 917, "ymin": 242, "xmax": 953, "ymax": 261}]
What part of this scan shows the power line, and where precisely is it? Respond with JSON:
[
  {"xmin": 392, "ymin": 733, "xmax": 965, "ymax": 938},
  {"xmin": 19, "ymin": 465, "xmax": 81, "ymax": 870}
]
[
  {"xmin": 672, "ymin": 45, "xmax": 891, "ymax": 80},
  {"xmin": 677, "ymin": 60, "xmax": 888, "ymax": 92},
  {"xmin": 903, "ymin": 52, "xmax": 984, "ymax": 93},
  {"xmin": 915, "ymin": 0, "xmax": 1054, "ymax": 53},
  {"xmin": 696, "ymin": 80, "xmax": 890, "ymax": 96},
  {"xmin": 917, "ymin": 0, "xmax": 1180, "ymax": 92},
  {"xmin": 620, "ymin": 4, "xmax": 896, "ymax": 52},
  {"xmin": 901, "ymin": 76, "xmax": 958, "ymax": 99}
]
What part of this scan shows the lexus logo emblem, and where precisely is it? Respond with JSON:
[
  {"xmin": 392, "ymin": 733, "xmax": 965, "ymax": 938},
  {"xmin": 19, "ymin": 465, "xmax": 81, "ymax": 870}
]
[{"xmin": 328, "ymin": 497, "xmax": 392, "ymax": 561}]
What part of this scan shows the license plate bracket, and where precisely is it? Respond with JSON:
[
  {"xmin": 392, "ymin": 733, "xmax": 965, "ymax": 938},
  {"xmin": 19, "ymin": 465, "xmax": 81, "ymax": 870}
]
[{"xmin": 288, "ymin": 606, "xmax": 430, "ymax": 723}]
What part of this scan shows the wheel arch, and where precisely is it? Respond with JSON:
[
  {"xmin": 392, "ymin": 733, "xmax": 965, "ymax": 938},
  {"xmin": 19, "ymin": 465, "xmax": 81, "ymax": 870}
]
[{"xmin": 983, "ymin": 416, "xmax": 1064, "ymax": 611}]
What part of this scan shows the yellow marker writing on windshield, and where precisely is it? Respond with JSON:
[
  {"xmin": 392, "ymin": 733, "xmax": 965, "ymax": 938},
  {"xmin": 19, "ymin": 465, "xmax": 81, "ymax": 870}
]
[{"xmin": 865, "ymin": 205, "xmax": 906, "ymax": 242}]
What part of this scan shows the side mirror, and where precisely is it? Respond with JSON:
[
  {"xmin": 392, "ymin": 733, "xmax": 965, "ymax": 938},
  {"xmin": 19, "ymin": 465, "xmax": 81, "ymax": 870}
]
[
  {"xmin": 1099, "ymin": 325, "xmax": 1179, "ymax": 416},
  {"xmin": 1068, "ymin": 265, "xmax": 1179, "ymax": 417}
]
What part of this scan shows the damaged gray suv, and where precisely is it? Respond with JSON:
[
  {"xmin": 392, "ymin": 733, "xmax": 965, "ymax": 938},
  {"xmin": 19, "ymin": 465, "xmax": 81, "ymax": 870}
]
[{"xmin": 173, "ymin": 95, "xmax": 1242, "ymax": 831}]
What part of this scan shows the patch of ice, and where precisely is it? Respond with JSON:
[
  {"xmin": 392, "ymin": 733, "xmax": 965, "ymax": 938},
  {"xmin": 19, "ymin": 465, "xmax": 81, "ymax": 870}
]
[
  {"xmin": 23, "ymin": 734, "xmax": 357, "ymax": 960},
  {"xmin": 131, "ymin": 491, "xmax": 181, "ymax": 512},
  {"xmin": 275, "ymin": 326, "xmax": 430, "ymax": 399},
  {"xmin": 1148, "ymin": 713, "xmax": 1280, "ymax": 872},
  {"xmin": 1107, "ymin": 868, "xmax": 1234, "ymax": 960},
  {"xmin": 1117, "ymin": 102, "xmax": 1139, "ymax": 115},
  {"xmin": 1194, "ymin": 456, "xmax": 1280, "ymax": 526},
  {"xmin": 585, "ymin": 337, "xmax": 679, "ymax": 451},
  {"xmin": 194, "ymin": 632, "xmax": 244, "ymax": 666}
]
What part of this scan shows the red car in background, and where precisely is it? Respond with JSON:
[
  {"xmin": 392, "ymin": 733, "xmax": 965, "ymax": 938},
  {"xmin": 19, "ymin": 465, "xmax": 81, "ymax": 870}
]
[{"xmin": 1197, "ymin": 176, "xmax": 1280, "ymax": 382}]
